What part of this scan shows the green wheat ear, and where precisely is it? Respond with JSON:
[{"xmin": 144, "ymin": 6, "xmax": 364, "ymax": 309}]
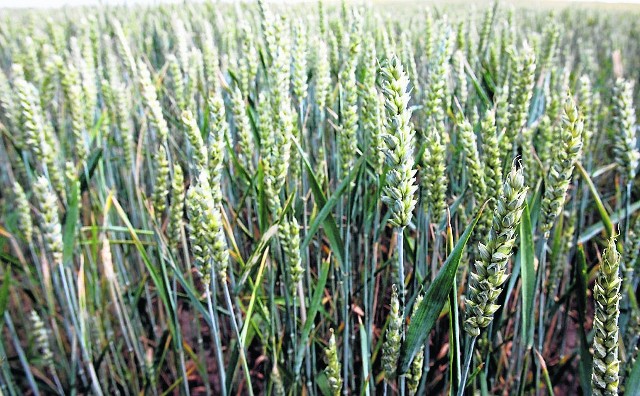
[
  {"xmin": 230, "ymin": 86, "xmax": 255, "ymax": 173},
  {"xmin": 181, "ymin": 109, "xmax": 207, "ymax": 172},
  {"xmin": 421, "ymin": 121, "xmax": 448, "ymax": 224},
  {"xmin": 625, "ymin": 216, "xmax": 640, "ymax": 286},
  {"xmin": 337, "ymin": 17, "xmax": 361, "ymax": 182},
  {"xmin": 457, "ymin": 115, "xmax": 486, "ymax": 207},
  {"xmin": 168, "ymin": 164, "xmax": 185, "ymax": 251},
  {"xmin": 379, "ymin": 56, "xmax": 418, "ymax": 228},
  {"xmin": 540, "ymin": 95, "xmax": 583, "ymax": 238},
  {"xmin": 382, "ymin": 284, "xmax": 403, "ymax": 380},
  {"xmin": 407, "ymin": 293, "xmax": 425, "ymax": 395},
  {"xmin": 612, "ymin": 78, "xmax": 639, "ymax": 183},
  {"xmin": 278, "ymin": 215, "xmax": 304, "ymax": 297},
  {"xmin": 591, "ymin": 235, "xmax": 621, "ymax": 396},
  {"xmin": 464, "ymin": 164, "xmax": 527, "ymax": 337},
  {"xmin": 314, "ymin": 38, "xmax": 331, "ymax": 113},
  {"xmin": 33, "ymin": 176, "xmax": 64, "ymax": 267},
  {"xmin": 325, "ymin": 329, "xmax": 342, "ymax": 396},
  {"xmin": 138, "ymin": 60, "xmax": 169, "ymax": 143},
  {"xmin": 13, "ymin": 181, "xmax": 33, "ymax": 242},
  {"xmin": 152, "ymin": 144, "xmax": 170, "ymax": 219},
  {"xmin": 30, "ymin": 310, "xmax": 53, "ymax": 368}
]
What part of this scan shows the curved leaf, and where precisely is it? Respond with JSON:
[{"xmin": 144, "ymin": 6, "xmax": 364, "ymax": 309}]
[
  {"xmin": 294, "ymin": 137, "xmax": 347, "ymax": 267},
  {"xmin": 576, "ymin": 162, "xmax": 612, "ymax": 238}
]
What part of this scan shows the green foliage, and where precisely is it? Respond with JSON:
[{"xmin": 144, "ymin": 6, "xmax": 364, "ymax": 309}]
[{"xmin": 1, "ymin": 2, "xmax": 639, "ymax": 395}]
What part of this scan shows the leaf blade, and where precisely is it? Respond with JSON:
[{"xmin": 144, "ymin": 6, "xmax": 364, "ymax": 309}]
[
  {"xmin": 296, "ymin": 138, "xmax": 347, "ymax": 267},
  {"xmin": 294, "ymin": 259, "xmax": 331, "ymax": 376},
  {"xmin": 520, "ymin": 202, "xmax": 535, "ymax": 349},
  {"xmin": 398, "ymin": 202, "xmax": 486, "ymax": 373},
  {"xmin": 576, "ymin": 162, "xmax": 612, "ymax": 238}
]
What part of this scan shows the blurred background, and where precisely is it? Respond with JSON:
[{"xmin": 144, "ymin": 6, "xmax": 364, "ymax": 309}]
[{"xmin": 2, "ymin": 0, "xmax": 640, "ymax": 10}]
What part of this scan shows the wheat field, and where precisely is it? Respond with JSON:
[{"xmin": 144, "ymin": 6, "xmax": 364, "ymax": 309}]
[{"xmin": 0, "ymin": 1, "xmax": 639, "ymax": 395}]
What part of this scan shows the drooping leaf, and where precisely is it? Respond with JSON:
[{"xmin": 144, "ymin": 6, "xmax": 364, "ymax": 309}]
[
  {"xmin": 578, "ymin": 200, "xmax": 640, "ymax": 244},
  {"xmin": 576, "ymin": 162, "xmax": 612, "ymax": 238},
  {"xmin": 302, "ymin": 156, "xmax": 364, "ymax": 253},
  {"xmin": 295, "ymin": 138, "xmax": 346, "ymax": 267}
]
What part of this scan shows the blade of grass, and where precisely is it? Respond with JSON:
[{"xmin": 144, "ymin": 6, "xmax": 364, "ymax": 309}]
[
  {"xmin": 359, "ymin": 321, "xmax": 371, "ymax": 396},
  {"xmin": 295, "ymin": 136, "xmax": 346, "ymax": 267},
  {"xmin": 62, "ymin": 175, "xmax": 79, "ymax": 267},
  {"xmin": 236, "ymin": 224, "xmax": 278, "ymax": 291},
  {"xmin": 0, "ymin": 267, "xmax": 10, "ymax": 322},
  {"xmin": 240, "ymin": 247, "xmax": 268, "ymax": 345},
  {"xmin": 521, "ymin": 202, "xmax": 535, "ymax": 349},
  {"xmin": 576, "ymin": 162, "xmax": 612, "ymax": 238},
  {"xmin": 294, "ymin": 258, "xmax": 331, "ymax": 377},
  {"xmin": 447, "ymin": 220, "xmax": 461, "ymax": 395},
  {"xmin": 578, "ymin": 200, "xmax": 640, "ymax": 244},
  {"xmin": 625, "ymin": 353, "xmax": 640, "ymax": 393},
  {"xmin": 533, "ymin": 349, "xmax": 555, "ymax": 396},
  {"xmin": 109, "ymin": 195, "xmax": 178, "ymax": 337},
  {"xmin": 399, "ymin": 201, "xmax": 486, "ymax": 374},
  {"xmin": 302, "ymin": 156, "xmax": 363, "ymax": 252},
  {"xmin": 79, "ymin": 148, "xmax": 102, "ymax": 192},
  {"xmin": 575, "ymin": 245, "xmax": 592, "ymax": 396}
]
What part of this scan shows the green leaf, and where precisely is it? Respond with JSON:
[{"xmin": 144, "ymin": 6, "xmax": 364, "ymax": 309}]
[
  {"xmin": 520, "ymin": 202, "xmax": 535, "ymax": 349},
  {"xmin": 576, "ymin": 162, "xmax": 612, "ymax": 238},
  {"xmin": 534, "ymin": 349, "xmax": 555, "ymax": 396},
  {"xmin": 109, "ymin": 196, "xmax": 178, "ymax": 338},
  {"xmin": 316, "ymin": 372, "xmax": 331, "ymax": 396},
  {"xmin": 480, "ymin": 371, "xmax": 490, "ymax": 396},
  {"xmin": 294, "ymin": 259, "xmax": 331, "ymax": 376},
  {"xmin": 447, "ymin": 222, "xmax": 462, "ymax": 395},
  {"xmin": 625, "ymin": 353, "xmax": 640, "ymax": 395},
  {"xmin": 359, "ymin": 323, "xmax": 371, "ymax": 396},
  {"xmin": 529, "ymin": 181, "xmax": 543, "ymax": 230},
  {"xmin": 527, "ymin": 87, "xmax": 546, "ymax": 127},
  {"xmin": 62, "ymin": 175, "xmax": 80, "ymax": 267},
  {"xmin": 576, "ymin": 245, "xmax": 592, "ymax": 396},
  {"xmin": 302, "ymin": 158, "xmax": 362, "ymax": 254},
  {"xmin": 398, "ymin": 202, "xmax": 486, "ymax": 374},
  {"xmin": 578, "ymin": 200, "xmax": 640, "ymax": 244},
  {"xmin": 257, "ymin": 162, "xmax": 268, "ymax": 233},
  {"xmin": 240, "ymin": 248, "xmax": 269, "ymax": 346},
  {"xmin": 236, "ymin": 225, "xmax": 278, "ymax": 291},
  {"xmin": 465, "ymin": 61, "xmax": 491, "ymax": 107},
  {"xmin": 550, "ymin": 214, "xmax": 565, "ymax": 282},
  {"xmin": 79, "ymin": 148, "xmax": 103, "ymax": 192},
  {"xmin": 295, "ymin": 138, "xmax": 346, "ymax": 267},
  {"xmin": 497, "ymin": 182, "xmax": 541, "ymax": 343},
  {"xmin": 224, "ymin": 134, "xmax": 252, "ymax": 185},
  {"xmin": 0, "ymin": 267, "xmax": 10, "ymax": 324}
]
